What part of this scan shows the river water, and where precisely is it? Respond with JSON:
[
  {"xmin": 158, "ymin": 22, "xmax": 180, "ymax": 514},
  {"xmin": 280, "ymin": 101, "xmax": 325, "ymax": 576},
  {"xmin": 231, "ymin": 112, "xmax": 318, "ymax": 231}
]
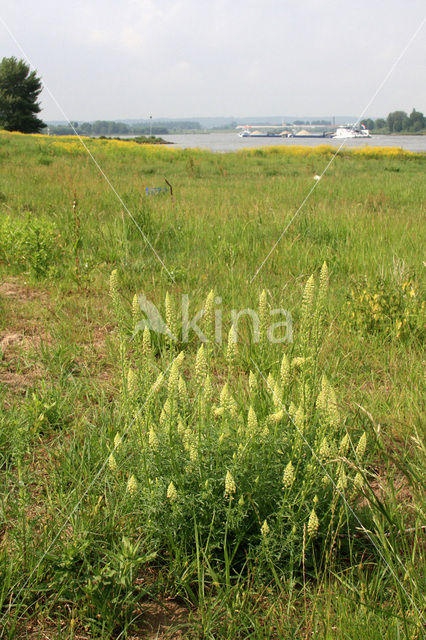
[{"xmin": 159, "ymin": 133, "xmax": 426, "ymax": 153}]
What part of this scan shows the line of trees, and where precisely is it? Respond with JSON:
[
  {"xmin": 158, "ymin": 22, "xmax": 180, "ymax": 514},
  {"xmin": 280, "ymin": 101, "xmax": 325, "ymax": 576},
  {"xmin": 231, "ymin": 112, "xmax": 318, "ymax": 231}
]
[
  {"xmin": 47, "ymin": 120, "xmax": 202, "ymax": 136},
  {"xmin": 362, "ymin": 109, "xmax": 425, "ymax": 133}
]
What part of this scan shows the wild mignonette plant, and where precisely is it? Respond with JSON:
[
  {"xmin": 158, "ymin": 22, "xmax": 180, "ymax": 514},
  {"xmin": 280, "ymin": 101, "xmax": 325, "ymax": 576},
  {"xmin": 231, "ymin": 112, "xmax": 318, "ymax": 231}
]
[{"xmin": 108, "ymin": 266, "xmax": 369, "ymax": 583}]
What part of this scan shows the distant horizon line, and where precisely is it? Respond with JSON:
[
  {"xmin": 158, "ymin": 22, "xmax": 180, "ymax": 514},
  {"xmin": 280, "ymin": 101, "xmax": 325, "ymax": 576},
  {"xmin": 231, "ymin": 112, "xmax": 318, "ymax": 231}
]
[{"xmin": 44, "ymin": 114, "xmax": 365, "ymax": 125}]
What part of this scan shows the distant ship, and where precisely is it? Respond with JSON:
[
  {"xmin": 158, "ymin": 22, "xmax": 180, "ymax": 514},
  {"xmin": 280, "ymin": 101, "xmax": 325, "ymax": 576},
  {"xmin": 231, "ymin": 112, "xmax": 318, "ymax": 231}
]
[
  {"xmin": 238, "ymin": 128, "xmax": 329, "ymax": 139},
  {"xmin": 332, "ymin": 125, "xmax": 371, "ymax": 139}
]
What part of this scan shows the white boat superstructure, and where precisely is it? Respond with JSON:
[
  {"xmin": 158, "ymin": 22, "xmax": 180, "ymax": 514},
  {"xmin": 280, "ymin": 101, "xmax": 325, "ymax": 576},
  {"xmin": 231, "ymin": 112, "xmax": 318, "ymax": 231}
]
[{"xmin": 332, "ymin": 126, "xmax": 371, "ymax": 139}]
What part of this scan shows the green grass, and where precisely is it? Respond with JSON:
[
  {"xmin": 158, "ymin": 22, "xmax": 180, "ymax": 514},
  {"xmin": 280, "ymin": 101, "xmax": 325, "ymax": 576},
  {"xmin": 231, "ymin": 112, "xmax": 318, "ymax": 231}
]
[{"xmin": 0, "ymin": 131, "xmax": 424, "ymax": 638}]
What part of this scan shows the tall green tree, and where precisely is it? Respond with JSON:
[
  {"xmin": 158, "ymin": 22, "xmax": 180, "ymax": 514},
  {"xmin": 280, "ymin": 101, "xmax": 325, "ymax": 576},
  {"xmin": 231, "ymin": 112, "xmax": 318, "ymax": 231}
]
[
  {"xmin": 408, "ymin": 108, "xmax": 425, "ymax": 132},
  {"xmin": 0, "ymin": 57, "xmax": 44, "ymax": 133}
]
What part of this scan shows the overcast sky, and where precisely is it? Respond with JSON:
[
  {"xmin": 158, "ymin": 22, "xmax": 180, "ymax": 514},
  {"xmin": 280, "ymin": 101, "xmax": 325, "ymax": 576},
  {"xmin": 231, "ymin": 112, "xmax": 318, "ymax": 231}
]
[{"xmin": 1, "ymin": 1, "xmax": 425, "ymax": 121}]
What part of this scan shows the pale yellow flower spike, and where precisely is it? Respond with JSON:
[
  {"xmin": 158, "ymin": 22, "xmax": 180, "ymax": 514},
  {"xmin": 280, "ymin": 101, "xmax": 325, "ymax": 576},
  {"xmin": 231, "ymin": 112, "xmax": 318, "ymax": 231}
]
[
  {"xmin": 113, "ymin": 433, "xmax": 122, "ymax": 450},
  {"xmin": 203, "ymin": 374, "xmax": 214, "ymax": 404},
  {"xmin": 280, "ymin": 353, "xmax": 290, "ymax": 387},
  {"xmin": 268, "ymin": 409, "xmax": 284, "ymax": 424},
  {"xmin": 318, "ymin": 261, "xmax": 329, "ymax": 307},
  {"xmin": 247, "ymin": 406, "xmax": 258, "ymax": 434},
  {"xmin": 355, "ymin": 432, "xmax": 367, "ymax": 460},
  {"xmin": 259, "ymin": 289, "xmax": 268, "ymax": 343},
  {"xmin": 152, "ymin": 372, "xmax": 164, "ymax": 393},
  {"xmin": 109, "ymin": 269, "xmax": 118, "ymax": 296},
  {"xmin": 267, "ymin": 372, "xmax": 275, "ymax": 391},
  {"xmin": 224, "ymin": 471, "xmax": 236, "ymax": 497},
  {"xmin": 178, "ymin": 375, "xmax": 187, "ymax": 402},
  {"xmin": 168, "ymin": 360, "xmax": 179, "ymax": 397},
  {"xmin": 319, "ymin": 437, "xmax": 329, "ymax": 459},
  {"xmin": 219, "ymin": 382, "xmax": 230, "ymax": 408},
  {"xmin": 159, "ymin": 399, "xmax": 171, "ymax": 426},
  {"xmin": 261, "ymin": 520, "xmax": 270, "ymax": 538},
  {"xmin": 248, "ymin": 371, "xmax": 257, "ymax": 395},
  {"xmin": 132, "ymin": 293, "xmax": 140, "ymax": 325},
  {"xmin": 127, "ymin": 368, "xmax": 137, "ymax": 397},
  {"xmin": 226, "ymin": 325, "xmax": 238, "ymax": 366},
  {"xmin": 149, "ymin": 427, "xmax": 159, "ymax": 449},
  {"xmin": 272, "ymin": 380, "xmax": 282, "ymax": 408},
  {"xmin": 127, "ymin": 474, "xmax": 138, "ymax": 496},
  {"xmin": 294, "ymin": 405, "xmax": 305, "ymax": 431},
  {"xmin": 108, "ymin": 453, "xmax": 117, "ymax": 472},
  {"xmin": 142, "ymin": 326, "xmax": 151, "ymax": 356},
  {"xmin": 165, "ymin": 292, "xmax": 177, "ymax": 341},
  {"xmin": 282, "ymin": 461, "xmax": 295, "ymax": 488},
  {"xmin": 307, "ymin": 509, "xmax": 319, "ymax": 536},
  {"xmin": 167, "ymin": 481, "xmax": 178, "ymax": 502},
  {"xmin": 339, "ymin": 434, "xmax": 349, "ymax": 456},
  {"xmin": 195, "ymin": 344, "xmax": 208, "ymax": 386}
]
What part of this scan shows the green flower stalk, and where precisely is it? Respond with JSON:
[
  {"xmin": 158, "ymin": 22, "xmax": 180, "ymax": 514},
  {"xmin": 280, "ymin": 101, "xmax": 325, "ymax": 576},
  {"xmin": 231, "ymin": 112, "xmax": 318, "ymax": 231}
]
[
  {"xmin": 280, "ymin": 353, "xmax": 290, "ymax": 387},
  {"xmin": 224, "ymin": 470, "xmax": 236, "ymax": 497},
  {"xmin": 312, "ymin": 261, "xmax": 329, "ymax": 346},
  {"xmin": 282, "ymin": 461, "xmax": 295, "ymax": 488},
  {"xmin": 109, "ymin": 269, "xmax": 124, "ymax": 332},
  {"xmin": 195, "ymin": 344, "xmax": 208, "ymax": 386},
  {"xmin": 203, "ymin": 374, "xmax": 214, "ymax": 404},
  {"xmin": 204, "ymin": 289, "xmax": 215, "ymax": 345},
  {"xmin": 259, "ymin": 289, "xmax": 268, "ymax": 344},
  {"xmin": 300, "ymin": 274, "xmax": 315, "ymax": 349},
  {"xmin": 127, "ymin": 368, "xmax": 137, "ymax": 397},
  {"xmin": 167, "ymin": 481, "xmax": 178, "ymax": 502},
  {"xmin": 127, "ymin": 474, "xmax": 138, "ymax": 496},
  {"xmin": 132, "ymin": 293, "xmax": 141, "ymax": 328},
  {"xmin": 165, "ymin": 292, "xmax": 177, "ymax": 347},
  {"xmin": 114, "ymin": 433, "xmax": 122, "ymax": 450},
  {"xmin": 142, "ymin": 326, "xmax": 152, "ymax": 356},
  {"xmin": 307, "ymin": 508, "xmax": 319, "ymax": 536},
  {"xmin": 226, "ymin": 325, "xmax": 238, "ymax": 367}
]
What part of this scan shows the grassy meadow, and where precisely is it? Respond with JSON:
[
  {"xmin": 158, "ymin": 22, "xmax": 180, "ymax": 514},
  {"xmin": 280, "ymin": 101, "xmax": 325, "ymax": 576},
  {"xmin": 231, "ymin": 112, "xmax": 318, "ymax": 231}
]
[{"xmin": 0, "ymin": 131, "xmax": 425, "ymax": 638}]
